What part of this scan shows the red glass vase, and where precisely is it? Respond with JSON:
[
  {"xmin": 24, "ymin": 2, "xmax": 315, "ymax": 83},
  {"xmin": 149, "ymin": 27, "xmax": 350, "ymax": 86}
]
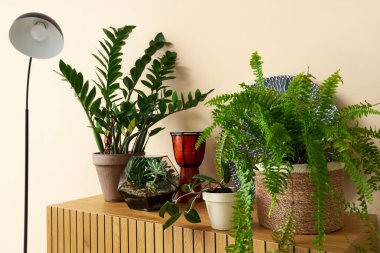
[{"xmin": 170, "ymin": 131, "xmax": 206, "ymax": 202}]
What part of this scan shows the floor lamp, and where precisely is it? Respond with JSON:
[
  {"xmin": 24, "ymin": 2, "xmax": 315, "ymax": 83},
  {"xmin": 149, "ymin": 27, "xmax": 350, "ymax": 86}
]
[{"xmin": 9, "ymin": 12, "xmax": 64, "ymax": 253}]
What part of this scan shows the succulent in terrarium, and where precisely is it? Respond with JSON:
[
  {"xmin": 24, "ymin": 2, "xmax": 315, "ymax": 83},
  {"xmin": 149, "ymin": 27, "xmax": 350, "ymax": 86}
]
[
  {"xmin": 118, "ymin": 156, "xmax": 178, "ymax": 211},
  {"xmin": 143, "ymin": 158, "xmax": 178, "ymax": 191},
  {"xmin": 124, "ymin": 156, "xmax": 178, "ymax": 191}
]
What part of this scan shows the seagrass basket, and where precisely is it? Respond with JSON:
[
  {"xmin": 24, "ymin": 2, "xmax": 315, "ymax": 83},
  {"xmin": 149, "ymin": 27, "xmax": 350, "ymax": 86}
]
[{"xmin": 255, "ymin": 162, "xmax": 344, "ymax": 234}]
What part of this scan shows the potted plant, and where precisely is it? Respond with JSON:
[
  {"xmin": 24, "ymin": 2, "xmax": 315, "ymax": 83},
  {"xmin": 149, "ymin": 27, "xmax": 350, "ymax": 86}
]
[
  {"xmin": 160, "ymin": 136, "xmax": 236, "ymax": 230},
  {"xmin": 195, "ymin": 52, "xmax": 380, "ymax": 252},
  {"xmin": 118, "ymin": 156, "xmax": 178, "ymax": 211},
  {"xmin": 57, "ymin": 25, "xmax": 212, "ymax": 201}
]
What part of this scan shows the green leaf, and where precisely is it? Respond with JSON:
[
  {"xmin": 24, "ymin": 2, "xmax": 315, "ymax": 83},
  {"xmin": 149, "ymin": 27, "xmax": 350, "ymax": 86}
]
[
  {"xmin": 159, "ymin": 201, "xmax": 169, "ymax": 218},
  {"xmin": 172, "ymin": 91, "xmax": 178, "ymax": 108},
  {"xmin": 159, "ymin": 101, "xmax": 167, "ymax": 114},
  {"xmin": 123, "ymin": 76, "xmax": 134, "ymax": 90},
  {"xmin": 154, "ymin": 32, "xmax": 165, "ymax": 43},
  {"xmin": 166, "ymin": 202, "xmax": 180, "ymax": 216},
  {"xmin": 163, "ymin": 212, "xmax": 181, "ymax": 230},
  {"xmin": 195, "ymin": 89, "xmax": 202, "ymax": 100},
  {"xmin": 127, "ymin": 118, "xmax": 136, "ymax": 134},
  {"xmin": 149, "ymin": 127, "xmax": 165, "ymax": 137},
  {"xmin": 108, "ymin": 72, "xmax": 122, "ymax": 85},
  {"xmin": 186, "ymin": 197, "xmax": 197, "ymax": 210},
  {"xmin": 89, "ymin": 98, "xmax": 102, "ymax": 114},
  {"xmin": 146, "ymin": 74, "xmax": 156, "ymax": 83},
  {"xmin": 96, "ymin": 67, "xmax": 107, "ymax": 79},
  {"xmin": 80, "ymin": 81, "xmax": 89, "ymax": 102},
  {"xmin": 184, "ymin": 209, "xmax": 201, "ymax": 223},
  {"xmin": 85, "ymin": 87, "xmax": 96, "ymax": 108},
  {"xmin": 193, "ymin": 174, "xmax": 220, "ymax": 184},
  {"xmin": 59, "ymin": 60, "xmax": 67, "ymax": 73},
  {"xmin": 99, "ymin": 40, "xmax": 110, "ymax": 56},
  {"xmin": 177, "ymin": 100, "xmax": 183, "ymax": 110},
  {"xmin": 92, "ymin": 53, "xmax": 107, "ymax": 70},
  {"xmin": 168, "ymin": 104, "xmax": 174, "ymax": 113},
  {"xmin": 181, "ymin": 184, "xmax": 191, "ymax": 193},
  {"xmin": 103, "ymin": 28, "xmax": 115, "ymax": 42},
  {"xmin": 141, "ymin": 80, "xmax": 152, "ymax": 89},
  {"xmin": 222, "ymin": 162, "xmax": 232, "ymax": 184},
  {"xmin": 164, "ymin": 90, "xmax": 173, "ymax": 97},
  {"xmin": 188, "ymin": 92, "xmax": 193, "ymax": 102},
  {"xmin": 93, "ymin": 127, "xmax": 104, "ymax": 134}
]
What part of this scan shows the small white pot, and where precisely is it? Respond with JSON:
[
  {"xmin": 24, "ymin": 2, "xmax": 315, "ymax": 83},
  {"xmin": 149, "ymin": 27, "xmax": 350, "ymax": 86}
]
[{"xmin": 202, "ymin": 190, "xmax": 236, "ymax": 230}]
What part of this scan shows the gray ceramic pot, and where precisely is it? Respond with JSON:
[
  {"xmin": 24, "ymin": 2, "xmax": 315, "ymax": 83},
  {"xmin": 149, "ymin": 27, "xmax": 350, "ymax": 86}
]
[{"xmin": 92, "ymin": 153, "xmax": 143, "ymax": 202}]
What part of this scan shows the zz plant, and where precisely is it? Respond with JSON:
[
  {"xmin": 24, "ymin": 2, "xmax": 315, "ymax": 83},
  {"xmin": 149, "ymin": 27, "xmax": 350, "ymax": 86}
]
[
  {"xmin": 196, "ymin": 52, "xmax": 380, "ymax": 252},
  {"xmin": 57, "ymin": 26, "xmax": 212, "ymax": 154}
]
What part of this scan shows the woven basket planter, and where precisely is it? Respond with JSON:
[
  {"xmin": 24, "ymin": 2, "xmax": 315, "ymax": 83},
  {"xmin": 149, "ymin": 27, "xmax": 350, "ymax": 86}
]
[{"xmin": 255, "ymin": 162, "xmax": 344, "ymax": 235}]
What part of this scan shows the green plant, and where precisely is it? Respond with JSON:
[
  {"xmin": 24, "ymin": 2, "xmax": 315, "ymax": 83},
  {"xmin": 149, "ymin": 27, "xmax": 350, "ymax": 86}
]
[
  {"xmin": 196, "ymin": 51, "xmax": 380, "ymax": 252},
  {"xmin": 124, "ymin": 156, "xmax": 178, "ymax": 191},
  {"xmin": 159, "ymin": 136, "xmax": 232, "ymax": 229},
  {"xmin": 57, "ymin": 25, "xmax": 212, "ymax": 154}
]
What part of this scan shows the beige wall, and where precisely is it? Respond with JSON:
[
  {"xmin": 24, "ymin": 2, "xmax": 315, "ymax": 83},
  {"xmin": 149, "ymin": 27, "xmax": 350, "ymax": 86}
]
[{"xmin": 1, "ymin": 0, "xmax": 379, "ymax": 251}]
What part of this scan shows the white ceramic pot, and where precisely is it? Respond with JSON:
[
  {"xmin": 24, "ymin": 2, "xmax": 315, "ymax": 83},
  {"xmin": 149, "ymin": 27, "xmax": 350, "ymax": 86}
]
[{"xmin": 202, "ymin": 190, "xmax": 236, "ymax": 230}]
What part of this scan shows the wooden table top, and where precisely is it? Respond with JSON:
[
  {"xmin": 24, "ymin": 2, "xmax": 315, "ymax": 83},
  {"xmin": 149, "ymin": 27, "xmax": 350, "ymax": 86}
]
[{"xmin": 50, "ymin": 195, "xmax": 378, "ymax": 252}]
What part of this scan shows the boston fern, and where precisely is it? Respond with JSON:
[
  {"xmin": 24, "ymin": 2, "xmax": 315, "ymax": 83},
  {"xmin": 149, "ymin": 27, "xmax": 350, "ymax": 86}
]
[
  {"xmin": 196, "ymin": 51, "xmax": 380, "ymax": 252},
  {"xmin": 57, "ymin": 26, "xmax": 212, "ymax": 154}
]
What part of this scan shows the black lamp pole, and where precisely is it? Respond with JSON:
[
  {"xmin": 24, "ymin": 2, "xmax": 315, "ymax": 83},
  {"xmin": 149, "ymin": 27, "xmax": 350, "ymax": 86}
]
[
  {"xmin": 9, "ymin": 12, "xmax": 63, "ymax": 253},
  {"xmin": 24, "ymin": 57, "xmax": 32, "ymax": 253}
]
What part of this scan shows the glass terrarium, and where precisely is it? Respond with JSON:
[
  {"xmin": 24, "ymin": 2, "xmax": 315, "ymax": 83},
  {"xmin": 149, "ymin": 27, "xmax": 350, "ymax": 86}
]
[{"xmin": 118, "ymin": 156, "xmax": 178, "ymax": 211}]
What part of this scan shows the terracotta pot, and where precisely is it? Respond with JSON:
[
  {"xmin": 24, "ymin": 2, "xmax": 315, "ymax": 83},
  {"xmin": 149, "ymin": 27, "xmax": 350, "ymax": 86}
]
[
  {"xmin": 92, "ymin": 153, "xmax": 143, "ymax": 202},
  {"xmin": 255, "ymin": 162, "xmax": 344, "ymax": 234}
]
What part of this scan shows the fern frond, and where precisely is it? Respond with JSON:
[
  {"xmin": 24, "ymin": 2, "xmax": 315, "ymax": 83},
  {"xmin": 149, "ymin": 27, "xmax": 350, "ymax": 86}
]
[
  {"xmin": 206, "ymin": 93, "xmax": 235, "ymax": 106},
  {"xmin": 272, "ymin": 204, "xmax": 296, "ymax": 253},
  {"xmin": 317, "ymin": 70, "xmax": 342, "ymax": 120},
  {"xmin": 261, "ymin": 163, "xmax": 291, "ymax": 217},
  {"xmin": 250, "ymin": 51, "xmax": 265, "ymax": 87},
  {"xmin": 195, "ymin": 122, "xmax": 217, "ymax": 149},
  {"xmin": 227, "ymin": 155, "xmax": 254, "ymax": 253},
  {"xmin": 215, "ymin": 133, "xmax": 227, "ymax": 181},
  {"xmin": 345, "ymin": 197, "xmax": 380, "ymax": 252},
  {"xmin": 340, "ymin": 104, "xmax": 380, "ymax": 122},
  {"xmin": 343, "ymin": 153, "xmax": 374, "ymax": 202},
  {"xmin": 350, "ymin": 125, "xmax": 380, "ymax": 139},
  {"xmin": 306, "ymin": 137, "xmax": 330, "ymax": 251}
]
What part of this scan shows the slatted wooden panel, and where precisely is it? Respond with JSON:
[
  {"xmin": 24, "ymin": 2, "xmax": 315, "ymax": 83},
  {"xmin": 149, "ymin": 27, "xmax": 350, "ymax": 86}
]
[
  {"xmin": 163, "ymin": 226, "xmax": 173, "ymax": 253},
  {"xmin": 84, "ymin": 212, "xmax": 90, "ymax": 253},
  {"xmin": 173, "ymin": 226, "xmax": 183, "ymax": 253},
  {"xmin": 91, "ymin": 213, "xmax": 98, "ymax": 253},
  {"xmin": 145, "ymin": 222, "xmax": 154, "ymax": 253},
  {"xmin": 98, "ymin": 214, "xmax": 105, "ymax": 253},
  {"xmin": 128, "ymin": 219, "xmax": 137, "ymax": 253},
  {"xmin": 120, "ymin": 218, "xmax": 128, "ymax": 253},
  {"xmin": 183, "ymin": 228, "xmax": 193, "ymax": 253},
  {"xmin": 215, "ymin": 233, "xmax": 227, "ymax": 253},
  {"xmin": 47, "ymin": 205, "xmax": 362, "ymax": 253},
  {"xmin": 194, "ymin": 229, "xmax": 204, "ymax": 253},
  {"xmin": 51, "ymin": 207, "xmax": 58, "ymax": 253},
  {"xmin": 47, "ymin": 207, "xmax": 52, "ymax": 253}
]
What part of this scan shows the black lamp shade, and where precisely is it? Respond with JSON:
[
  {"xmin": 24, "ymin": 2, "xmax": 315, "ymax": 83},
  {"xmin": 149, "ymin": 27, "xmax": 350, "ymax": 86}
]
[{"xmin": 9, "ymin": 12, "xmax": 64, "ymax": 59}]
